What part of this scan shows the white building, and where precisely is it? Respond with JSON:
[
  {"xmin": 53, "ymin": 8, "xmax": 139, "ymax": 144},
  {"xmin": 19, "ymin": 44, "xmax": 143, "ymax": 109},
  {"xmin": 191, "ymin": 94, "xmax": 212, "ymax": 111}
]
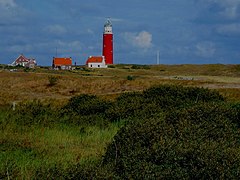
[{"xmin": 86, "ymin": 56, "xmax": 107, "ymax": 68}]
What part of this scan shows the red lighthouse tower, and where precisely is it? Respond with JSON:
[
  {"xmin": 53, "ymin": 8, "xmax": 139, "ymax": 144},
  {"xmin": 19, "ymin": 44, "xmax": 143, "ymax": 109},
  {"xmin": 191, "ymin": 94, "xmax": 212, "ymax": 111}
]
[{"xmin": 102, "ymin": 19, "xmax": 113, "ymax": 64}]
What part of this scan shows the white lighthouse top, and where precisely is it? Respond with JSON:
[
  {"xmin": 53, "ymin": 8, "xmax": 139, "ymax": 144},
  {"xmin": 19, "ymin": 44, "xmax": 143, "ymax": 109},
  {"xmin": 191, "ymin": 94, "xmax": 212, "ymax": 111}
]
[{"xmin": 104, "ymin": 19, "xmax": 112, "ymax": 34}]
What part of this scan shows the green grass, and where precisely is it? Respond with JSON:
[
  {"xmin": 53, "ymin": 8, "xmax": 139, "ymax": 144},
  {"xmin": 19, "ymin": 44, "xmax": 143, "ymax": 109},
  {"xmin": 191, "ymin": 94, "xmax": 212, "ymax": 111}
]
[
  {"xmin": 0, "ymin": 117, "xmax": 120, "ymax": 179},
  {"xmin": 1, "ymin": 64, "xmax": 240, "ymax": 178}
]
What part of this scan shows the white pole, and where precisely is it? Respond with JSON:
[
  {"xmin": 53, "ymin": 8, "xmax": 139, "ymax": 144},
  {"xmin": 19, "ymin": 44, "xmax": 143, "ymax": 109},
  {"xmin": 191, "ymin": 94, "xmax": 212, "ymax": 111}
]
[
  {"xmin": 12, "ymin": 102, "xmax": 16, "ymax": 111},
  {"xmin": 157, "ymin": 50, "xmax": 160, "ymax": 65}
]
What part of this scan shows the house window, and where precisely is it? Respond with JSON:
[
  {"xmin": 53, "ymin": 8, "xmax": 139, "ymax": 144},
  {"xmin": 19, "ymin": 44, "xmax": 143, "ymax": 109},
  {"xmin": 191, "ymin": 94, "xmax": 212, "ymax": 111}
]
[
  {"xmin": 91, "ymin": 65, "xmax": 92, "ymax": 67},
  {"xmin": 98, "ymin": 65, "xmax": 100, "ymax": 67}
]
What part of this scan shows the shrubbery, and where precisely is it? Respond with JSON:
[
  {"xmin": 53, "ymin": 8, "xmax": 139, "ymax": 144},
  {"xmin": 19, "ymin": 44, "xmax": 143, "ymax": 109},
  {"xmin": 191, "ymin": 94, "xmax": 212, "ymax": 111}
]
[
  {"xmin": 102, "ymin": 102, "xmax": 240, "ymax": 179},
  {"xmin": 11, "ymin": 100, "xmax": 57, "ymax": 126},
  {"xmin": 100, "ymin": 85, "xmax": 239, "ymax": 179},
  {"xmin": 8, "ymin": 94, "xmax": 112, "ymax": 128},
  {"xmin": 63, "ymin": 94, "xmax": 111, "ymax": 116},
  {"xmin": 3, "ymin": 85, "xmax": 240, "ymax": 178},
  {"xmin": 106, "ymin": 85, "xmax": 225, "ymax": 122},
  {"xmin": 61, "ymin": 94, "xmax": 112, "ymax": 127},
  {"xmin": 131, "ymin": 64, "xmax": 150, "ymax": 69},
  {"xmin": 48, "ymin": 75, "xmax": 58, "ymax": 86}
]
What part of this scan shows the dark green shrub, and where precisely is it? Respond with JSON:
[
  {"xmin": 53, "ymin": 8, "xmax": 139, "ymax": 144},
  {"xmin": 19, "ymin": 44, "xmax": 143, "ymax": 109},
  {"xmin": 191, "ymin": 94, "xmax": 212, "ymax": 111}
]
[
  {"xmin": 108, "ymin": 65, "xmax": 115, "ymax": 68},
  {"xmin": 131, "ymin": 64, "xmax": 150, "ymax": 69},
  {"xmin": 48, "ymin": 76, "xmax": 58, "ymax": 86},
  {"xmin": 143, "ymin": 85, "xmax": 224, "ymax": 104},
  {"xmin": 81, "ymin": 67, "xmax": 92, "ymax": 72},
  {"xmin": 106, "ymin": 92, "xmax": 145, "ymax": 121},
  {"xmin": 24, "ymin": 67, "xmax": 30, "ymax": 72},
  {"xmin": 127, "ymin": 75, "xmax": 135, "ymax": 81},
  {"xmin": 63, "ymin": 94, "xmax": 111, "ymax": 116},
  {"xmin": 61, "ymin": 94, "xmax": 112, "ymax": 126},
  {"xmin": 11, "ymin": 100, "xmax": 57, "ymax": 126},
  {"xmin": 106, "ymin": 85, "xmax": 225, "ymax": 122},
  {"xmin": 102, "ymin": 86, "xmax": 240, "ymax": 179}
]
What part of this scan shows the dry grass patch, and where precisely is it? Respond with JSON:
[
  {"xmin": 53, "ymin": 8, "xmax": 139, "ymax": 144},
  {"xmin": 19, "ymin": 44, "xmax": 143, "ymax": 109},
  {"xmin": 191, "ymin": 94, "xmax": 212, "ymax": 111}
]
[{"xmin": 1, "ymin": 64, "xmax": 240, "ymax": 105}]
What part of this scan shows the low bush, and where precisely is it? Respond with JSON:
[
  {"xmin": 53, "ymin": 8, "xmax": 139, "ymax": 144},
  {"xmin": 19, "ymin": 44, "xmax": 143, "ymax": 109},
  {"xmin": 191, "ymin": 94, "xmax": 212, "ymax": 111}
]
[
  {"xmin": 62, "ymin": 94, "xmax": 111, "ymax": 116},
  {"xmin": 61, "ymin": 94, "xmax": 112, "ymax": 127},
  {"xmin": 106, "ymin": 92, "xmax": 144, "ymax": 121},
  {"xmin": 143, "ymin": 85, "xmax": 225, "ymax": 106},
  {"xmin": 2, "ymin": 85, "xmax": 239, "ymax": 178},
  {"xmin": 108, "ymin": 65, "xmax": 115, "ymax": 68},
  {"xmin": 106, "ymin": 85, "xmax": 225, "ymax": 122},
  {"xmin": 101, "ymin": 86, "xmax": 238, "ymax": 178},
  {"xmin": 127, "ymin": 75, "xmax": 135, "ymax": 81},
  {"xmin": 102, "ymin": 102, "xmax": 240, "ymax": 179},
  {"xmin": 11, "ymin": 100, "xmax": 57, "ymax": 127},
  {"xmin": 48, "ymin": 75, "xmax": 58, "ymax": 86},
  {"xmin": 131, "ymin": 64, "xmax": 150, "ymax": 69}
]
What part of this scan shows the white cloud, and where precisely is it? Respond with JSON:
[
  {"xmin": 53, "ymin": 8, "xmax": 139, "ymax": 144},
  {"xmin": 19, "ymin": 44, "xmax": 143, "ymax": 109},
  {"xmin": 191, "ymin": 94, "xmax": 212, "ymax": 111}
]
[
  {"xmin": 224, "ymin": 6, "xmax": 238, "ymax": 18},
  {"xmin": 195, "ymin": 41, "xmax": 216, "ymax": 58},
  {"xmin": 87, "ymin": 28, "xmax": 94, "ymax": 34},
  {"xmin": 0, "ymin": 0, "xmax": 17, "ymax": 19},
  {"xmin": 0, "ymin": 0, "xmax": 17, "ymax": 8},
  {"xmin": 54, "ymin": 40, "xmax": 83, "ymax": 54},
  {"xmin": 206, "ymin": 0, "xmax": 240, "ymax": 19},
  {"xmin": 217, "ymin": 23, "xmax": 240, "ymax": 35},
  {"xmin": 6, "ymin": 40, "xmax": 83, "ymax": 56},
  {"xmin": 123, "ymin": 31, "xmax": 153, "ymax": 49},
  {"xmin": 110, "ymin": 18, "xmax": 124, "ymax": 22},
  {"xmin": 7, "ymin": 44, "xmax": 32, "ymax": 53},
  {"xmin": 45, "ymin": 24, "xmax": 67, "ymax": 35},
  {"xmin": 0, "ymin": 0, "xmax": 32, "ymax": 25}
]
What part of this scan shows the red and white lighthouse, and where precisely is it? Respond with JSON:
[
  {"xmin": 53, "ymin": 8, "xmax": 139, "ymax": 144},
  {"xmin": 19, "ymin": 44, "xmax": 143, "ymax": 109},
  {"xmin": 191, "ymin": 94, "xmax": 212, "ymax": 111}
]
[{"xmin": 102, "ymin": 19, "xmax": 113, "ymax": 64}]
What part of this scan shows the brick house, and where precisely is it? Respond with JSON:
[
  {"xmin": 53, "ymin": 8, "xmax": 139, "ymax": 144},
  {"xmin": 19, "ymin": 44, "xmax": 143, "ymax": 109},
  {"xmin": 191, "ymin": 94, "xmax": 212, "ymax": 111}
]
[{"xmin": 10, "ymin": 54, "xmax": 37, "ymax": 68}]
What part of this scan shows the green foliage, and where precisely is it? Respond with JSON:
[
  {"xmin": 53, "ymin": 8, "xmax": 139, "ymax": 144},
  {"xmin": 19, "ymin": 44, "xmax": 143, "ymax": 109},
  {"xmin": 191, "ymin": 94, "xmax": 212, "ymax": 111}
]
[
  {"xmin": 11, "ymin": 100, "xmax": 57, "ymax": 127},
  {"xmin": 106, "ymin": 85, "xmax": 225, "ymax": 122},
  {"xmin": 101, "ymin": 85, "xmax": 238, "ymax": 178},
  {"xmin": 1, "ymin": 85, "xmax": 239, "ymax": 178},
  {"xmin": 63, "ymin": 94, "xmax": 111, "ymax": 116},
  {"xmin": 143, "ymin": 85, "xmax": 225, "ymax": 105},
  {"xmin": 24, "ymin": 67, "xmax": 30, "ymax": 72},
  {"xmin": 48, "ymin": 75, "xmax": 58, "ymax": 86},
  {"xmin": 131, "ymin": 64, "xmax": 150, "ymax": 69},
  {"xmin": 108, "ymin": 65, "xmax": 115, "ymax": 68},
  {"xmin": 61, "ymin": 94, "xmax": 112, "ymax": 127},
  {"xmin": 103, "ymin": 102, "xmax": 240, "ymax": 179},
  {"xmin": 81, "ymin": 67, "xmax": 92, "ymax": 72},
  {"xmin": 126, "ymin": 75, "xmax": 136, "ymax": 81},
  {"xmin": 106, "ymin": 92, "xmax": 153, "ymax": 122},
  {"xmin": 235, "ymin": 64, "xmax": 240, "ymax": 72}
]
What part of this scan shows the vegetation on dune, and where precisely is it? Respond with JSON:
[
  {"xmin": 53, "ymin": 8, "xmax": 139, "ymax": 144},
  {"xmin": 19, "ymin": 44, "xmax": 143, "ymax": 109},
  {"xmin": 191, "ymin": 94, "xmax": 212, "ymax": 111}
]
[
  {"xmin": 0, "ymin": 84, "xmax": 240, "ymax": 179},
  {"xmin": 103, "ymin": 103, "xmax": 240, "ymax": 179},
  {"xmin": 1, "ymin": 64, "xmax": 240, "ymax": 106},
  {"xmin": 0, "ymin": 64, "xmax": 240, "ymax": 178},
  {"xmin": 102, "ymin": 86, "xmax": 240, "ymax": 179}
]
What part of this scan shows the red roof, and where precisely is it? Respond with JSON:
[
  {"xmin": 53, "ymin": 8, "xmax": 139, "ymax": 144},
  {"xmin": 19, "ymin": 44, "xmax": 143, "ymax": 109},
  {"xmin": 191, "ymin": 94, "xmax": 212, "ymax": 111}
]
[
  {"xmin": 15, "ymin": 54, "xmax": 30, "ymax": 63},
  {"xmin": 53, "ymin": 57, "xmax": 72, "ymax": 66},
  {"xmin": 86, "ymin": 56, "xmax": 104, "ymax": 64}
]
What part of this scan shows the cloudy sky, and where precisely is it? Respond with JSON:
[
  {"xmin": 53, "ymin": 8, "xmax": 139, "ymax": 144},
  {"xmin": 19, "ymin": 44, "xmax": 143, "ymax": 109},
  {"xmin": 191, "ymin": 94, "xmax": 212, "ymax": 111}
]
[{"xmin": 0, "ymin": 0, "xmax": 240, "ymax": 65}]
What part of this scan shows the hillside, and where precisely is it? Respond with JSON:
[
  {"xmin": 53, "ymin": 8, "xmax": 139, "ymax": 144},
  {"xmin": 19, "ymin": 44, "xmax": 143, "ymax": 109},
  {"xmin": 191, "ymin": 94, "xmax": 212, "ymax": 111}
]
[
  {"xmin": 0, "ymin": 64, "xmax": 240, "ymax": 179},
  {"xmin": 1, "ymin": 64, "xmax": 240, "ymax": 105}
]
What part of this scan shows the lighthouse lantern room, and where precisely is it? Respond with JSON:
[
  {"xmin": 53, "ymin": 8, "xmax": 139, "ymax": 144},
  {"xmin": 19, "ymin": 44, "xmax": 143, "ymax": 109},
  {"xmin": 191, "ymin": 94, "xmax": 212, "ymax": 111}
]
[{"xmin": 102, "ymin": 19, "xmax": 113, "ymax": 64}]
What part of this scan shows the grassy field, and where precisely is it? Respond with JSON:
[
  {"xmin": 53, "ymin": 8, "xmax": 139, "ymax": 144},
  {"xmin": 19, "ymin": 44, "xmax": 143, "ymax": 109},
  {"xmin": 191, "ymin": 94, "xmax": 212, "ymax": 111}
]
[
  {"xmin": 0, "ymin": 64, "xmax": 240, "ymax": 105},
  {"xmin": 0, "ymin": 64, "xmax": 240, "ymax": 178},
  {"xmin": 0, "ymin": 120, "xmax": 119, "ymax": 179}
]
